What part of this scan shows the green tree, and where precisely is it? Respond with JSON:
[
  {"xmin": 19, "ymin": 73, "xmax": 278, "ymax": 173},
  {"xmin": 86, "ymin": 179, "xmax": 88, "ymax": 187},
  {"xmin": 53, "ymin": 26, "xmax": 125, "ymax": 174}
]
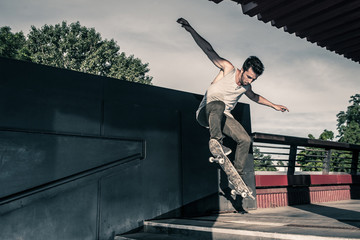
[
  {"xmin": 253, "ymin": 147, "xmax": 278, "ymax": 171},
  {"xmin": 319, "ymin": 129, "xmax": 334, "ymax": 141},
  {"xmin": 331, "ymin": 94, "xmax": 360, "ymax": 172},
  {"xmin": 298, "ymin": 129, "xmax": 353, "ymax": 173},
  {"xmin": 0, "ymin": 21, "xmax": 152, "ymax": 84},
  {"xmin": 336, "ymin": 94, "xmax": 360, "ymax": 144},
  {"xmin": 285, "ymin": 94, "xmax": 359, "ymax": 173},
  {"xmin": 0, "ymin": 26, "xmax": 27, "ymax": 59},
  {"xmin": 297, "ymin": 131, "xmax": 334, "ymax": 172}
]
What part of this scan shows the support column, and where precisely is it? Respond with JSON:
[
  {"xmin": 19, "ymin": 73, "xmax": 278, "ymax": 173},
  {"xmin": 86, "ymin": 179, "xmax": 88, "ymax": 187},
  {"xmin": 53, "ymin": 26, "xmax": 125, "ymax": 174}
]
[
  {"xmin": 323, "ymin": 149, "xmax": 331, "ymax": 174},
  {"xmin": 351, "ymin": 150, "xmax": 359, "ymax": 175},
  {"xmin": 287, "ymin": 145, "xmax": 297, "ymax": 175}
]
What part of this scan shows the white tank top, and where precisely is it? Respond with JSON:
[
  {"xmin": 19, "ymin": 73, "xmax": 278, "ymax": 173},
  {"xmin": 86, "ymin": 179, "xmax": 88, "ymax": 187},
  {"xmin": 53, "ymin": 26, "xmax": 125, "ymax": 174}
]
[{"xmin": 196, "ymin": 68, "xmax": 249, "ymax": 124}]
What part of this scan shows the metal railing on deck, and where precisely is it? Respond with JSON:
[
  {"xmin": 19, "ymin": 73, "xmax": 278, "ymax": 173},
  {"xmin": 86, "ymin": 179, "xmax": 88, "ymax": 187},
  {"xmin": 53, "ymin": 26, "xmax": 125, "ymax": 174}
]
[{"xmin": 252, "ymin": 132, "xmax": 360, "ymax": 175}]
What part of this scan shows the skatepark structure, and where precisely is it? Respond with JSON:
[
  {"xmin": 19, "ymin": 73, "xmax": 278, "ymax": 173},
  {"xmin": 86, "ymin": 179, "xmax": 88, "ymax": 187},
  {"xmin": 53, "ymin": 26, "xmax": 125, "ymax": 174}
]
[
  {"xmin": 0, "ymin": 56, "xmax": 255, "ymax": 239},
  {"xmin": 0, "ymin": 57, "xmax": 359, "ymax": 239}
]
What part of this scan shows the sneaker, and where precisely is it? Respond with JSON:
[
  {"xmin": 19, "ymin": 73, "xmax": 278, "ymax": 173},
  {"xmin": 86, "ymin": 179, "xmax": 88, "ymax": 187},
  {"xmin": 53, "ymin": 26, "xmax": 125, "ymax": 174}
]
[
  {"xmin": 209, "ymin": 138, "xmax": 232, "ymax": 156},
  {"xmin": 221, "ymin": 144, "xmax": 232, "ymax": 156}
]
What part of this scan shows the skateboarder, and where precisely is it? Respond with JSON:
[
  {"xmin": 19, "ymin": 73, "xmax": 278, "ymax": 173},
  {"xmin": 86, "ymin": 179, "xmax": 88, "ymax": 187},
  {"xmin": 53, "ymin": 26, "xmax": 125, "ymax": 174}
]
[{"xmin": 177, "ymin": 18, "xmax": 289, "ymax": 177}]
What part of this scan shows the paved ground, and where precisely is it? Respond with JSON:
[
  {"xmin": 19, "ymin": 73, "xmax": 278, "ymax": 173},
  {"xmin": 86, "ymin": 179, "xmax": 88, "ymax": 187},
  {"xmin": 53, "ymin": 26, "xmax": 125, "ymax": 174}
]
[{"xmin": 120, "ymin": 200, "xmax": 360, "ymax": 239}]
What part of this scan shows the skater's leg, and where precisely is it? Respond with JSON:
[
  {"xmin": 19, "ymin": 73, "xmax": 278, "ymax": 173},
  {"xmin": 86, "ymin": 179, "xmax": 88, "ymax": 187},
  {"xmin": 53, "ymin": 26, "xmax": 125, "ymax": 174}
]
[
  {"xmin": 205, "ymin": 101, "xmax": 232, "ymax": 155},
  {"xmin": 205, "ymin": 101, "xmax": 225, "ymax": 142},
  {"xmin": 222, "ymin": 116, "xmax": 251, "ymax": 175}
]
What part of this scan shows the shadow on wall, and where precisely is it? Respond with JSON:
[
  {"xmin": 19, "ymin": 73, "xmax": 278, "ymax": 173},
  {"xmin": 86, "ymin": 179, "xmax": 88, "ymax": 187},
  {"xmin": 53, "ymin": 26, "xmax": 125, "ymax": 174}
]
[
  {"xmin": 351, "ymin": 175, "xmax": 360, "ymax": 199},
  {"xmin": 287, "ymin": 175, "xmax": 311, "ymax": 206}
]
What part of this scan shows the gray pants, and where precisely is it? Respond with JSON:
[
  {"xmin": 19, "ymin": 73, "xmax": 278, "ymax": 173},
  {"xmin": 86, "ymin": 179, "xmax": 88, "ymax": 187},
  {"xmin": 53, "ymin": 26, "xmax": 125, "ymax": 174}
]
[{"xmin": 198, "ymin": 101, "xmax": 251, "ymax": 175}]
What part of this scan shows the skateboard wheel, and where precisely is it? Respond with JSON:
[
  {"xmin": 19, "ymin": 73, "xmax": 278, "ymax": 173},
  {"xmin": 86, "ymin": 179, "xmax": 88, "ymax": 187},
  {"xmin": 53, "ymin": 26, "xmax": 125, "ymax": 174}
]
[
  {"xmin": 241, "ymin": 192, "xmax": 247, "ymax": 198},
  {"xmin": 231, "ymin": 190, "xmax": 237, "ymax": 196},
  {"xmin": 209, "ymin": 157, "xmax": 214, "ymax": 163},
  {"xmin": 218, "ymin": 158, "xmax": 225, "ymax": 164}
]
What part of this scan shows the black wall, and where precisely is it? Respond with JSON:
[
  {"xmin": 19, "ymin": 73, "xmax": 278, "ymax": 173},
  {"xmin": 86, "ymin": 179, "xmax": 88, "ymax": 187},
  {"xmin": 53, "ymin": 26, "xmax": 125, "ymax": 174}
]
[{"xmin": 0, "ymin": 57, "xmax": 254, "ymax": 239}]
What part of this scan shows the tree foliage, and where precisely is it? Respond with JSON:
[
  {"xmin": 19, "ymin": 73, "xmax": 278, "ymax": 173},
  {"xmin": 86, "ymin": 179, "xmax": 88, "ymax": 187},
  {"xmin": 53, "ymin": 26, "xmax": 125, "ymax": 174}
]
[
  {"xmin": 297, "ymin": 132, "xmax": 333, "ymax": 172},
  {"xmin": 297, "ymin": 131, "xmax": 353, "ymax": 173},
  {"xmin": 336, "ymin": 94, "xmax": 360, "ymax": 144},
  {"xmin": 0, "ymin": 26, "xmax": 27, "ymax": 59},
  {"xmin": 0, "ymin": 22, "xmax": 152, "ymax": 84},
  {"xmin": 253, "ymin": 147, "xmax": 279, "ymax": 171},
  {"xmin": 297, "ymin": 95, "xmax": 359, "ymax": 173}
]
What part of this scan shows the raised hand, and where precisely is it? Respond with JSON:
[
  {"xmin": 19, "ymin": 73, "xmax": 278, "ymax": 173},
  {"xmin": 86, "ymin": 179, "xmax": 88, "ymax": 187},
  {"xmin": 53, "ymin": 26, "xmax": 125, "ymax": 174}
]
[
  {"xmin": 177, "ymin": 18, "xmax": 191, "ymax": 30},
  {"xmin": 274, "ymin": 104, "xmax": 289, "ymax": 112}
]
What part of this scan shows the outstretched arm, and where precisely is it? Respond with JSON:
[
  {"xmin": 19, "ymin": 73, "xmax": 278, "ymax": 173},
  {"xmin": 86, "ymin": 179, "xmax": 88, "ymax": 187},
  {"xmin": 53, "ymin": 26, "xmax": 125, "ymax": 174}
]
[
  {"xmin": 246, "ymin": 86, "xmax": 289, "ymax": 112},
  {"xmin": 177, "ymin": 18, "xmax": 233, "ymax": 72}
]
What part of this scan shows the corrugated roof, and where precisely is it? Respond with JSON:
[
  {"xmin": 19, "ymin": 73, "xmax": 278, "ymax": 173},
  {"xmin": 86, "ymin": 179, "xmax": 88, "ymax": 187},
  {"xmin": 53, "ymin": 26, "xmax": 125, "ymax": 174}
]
[{"xmin": 210, "ymin": 0, "xmax": 360, "ymax": 63}]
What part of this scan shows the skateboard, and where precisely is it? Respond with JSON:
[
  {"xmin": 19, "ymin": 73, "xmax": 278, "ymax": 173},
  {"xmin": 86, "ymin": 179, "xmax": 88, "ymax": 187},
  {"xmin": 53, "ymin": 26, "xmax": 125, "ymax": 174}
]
[{"xmin": 209, "ymin": 139, "xmax": 255, "ymax": 200}]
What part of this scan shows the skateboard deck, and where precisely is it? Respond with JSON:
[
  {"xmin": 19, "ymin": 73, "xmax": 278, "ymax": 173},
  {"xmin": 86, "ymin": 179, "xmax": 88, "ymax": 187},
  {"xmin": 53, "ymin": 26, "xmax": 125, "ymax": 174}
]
[{"xmin": 209, "ymin": 139, "xmax": 255, "ymax": 200}]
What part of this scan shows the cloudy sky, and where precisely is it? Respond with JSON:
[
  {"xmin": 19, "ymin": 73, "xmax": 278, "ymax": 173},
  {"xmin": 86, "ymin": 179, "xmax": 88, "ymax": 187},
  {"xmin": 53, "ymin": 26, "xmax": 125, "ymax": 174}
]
[{"xmin": 1, "ymin": 0, "xmax": 359, "ymax": 139}]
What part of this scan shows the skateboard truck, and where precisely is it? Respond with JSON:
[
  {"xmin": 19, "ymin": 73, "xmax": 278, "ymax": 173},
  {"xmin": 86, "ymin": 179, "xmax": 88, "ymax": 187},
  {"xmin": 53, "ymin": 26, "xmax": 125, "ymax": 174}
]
[
  {"xmin": 209, "ymin": 156, "xmax": 225, "ymax": 164},
  {"xmin": 233, "ymin": 190, "xmax": 247, "ymax": 198},
  {"xmin": 229, "ymin": 180, "xmax": 249, "ymax": 198}
]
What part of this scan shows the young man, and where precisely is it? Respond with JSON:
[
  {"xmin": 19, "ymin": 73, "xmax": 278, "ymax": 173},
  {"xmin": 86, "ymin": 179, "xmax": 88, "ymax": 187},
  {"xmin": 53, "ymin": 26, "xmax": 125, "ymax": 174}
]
[{"xmin": 177, "ymin": 18, "xmax": 289, "ymax": 176}]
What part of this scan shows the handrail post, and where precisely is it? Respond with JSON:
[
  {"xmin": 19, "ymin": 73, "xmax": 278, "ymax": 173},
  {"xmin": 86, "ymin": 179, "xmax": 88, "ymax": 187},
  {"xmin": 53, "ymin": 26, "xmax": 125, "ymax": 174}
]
[
  {"xmin": 287, "ymin": 144, "xmax": 297, "ymax": 175},
  {"xmin": 351, "ymin": 150, "xmax": 359, "ymax": 175},
  {"xmin": 323, "ymin": 149, "xmax": 331, "ymax": 174}
]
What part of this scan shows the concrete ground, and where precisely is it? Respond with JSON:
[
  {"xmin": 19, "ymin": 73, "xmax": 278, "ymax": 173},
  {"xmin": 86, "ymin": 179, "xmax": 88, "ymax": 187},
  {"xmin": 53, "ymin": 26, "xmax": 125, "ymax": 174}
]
[{"xmin": 120, "ymin": 199, "xmax": 360, "ymax": 239}]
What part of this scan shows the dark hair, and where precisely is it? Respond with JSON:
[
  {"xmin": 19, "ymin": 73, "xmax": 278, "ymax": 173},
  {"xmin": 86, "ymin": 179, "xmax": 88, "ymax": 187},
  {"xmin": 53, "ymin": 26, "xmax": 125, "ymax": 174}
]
[{"xmin": 242, "ymin": 56, "xmax": 264, "ymax": 76}]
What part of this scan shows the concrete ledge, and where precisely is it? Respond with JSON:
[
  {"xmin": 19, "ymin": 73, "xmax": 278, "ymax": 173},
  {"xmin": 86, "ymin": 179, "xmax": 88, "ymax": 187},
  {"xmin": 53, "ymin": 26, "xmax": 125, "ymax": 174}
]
[
  {"xmin": 257, "ymin": 185, "xmax": 352, "ymax": 208},
  {"xmin": 255, "ymin": 174, "xmax": 357, "ymax": 187},
  {"xmin": 255, "ymin": 175, "xmax": 359, "ymax": 208}
]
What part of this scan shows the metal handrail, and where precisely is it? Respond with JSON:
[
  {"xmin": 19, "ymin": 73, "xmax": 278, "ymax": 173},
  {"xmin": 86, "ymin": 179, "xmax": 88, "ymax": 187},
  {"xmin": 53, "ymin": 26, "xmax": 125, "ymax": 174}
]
[{"xmin": 252, "ymin": 132, "xmax": 360, "ymax": 175}]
